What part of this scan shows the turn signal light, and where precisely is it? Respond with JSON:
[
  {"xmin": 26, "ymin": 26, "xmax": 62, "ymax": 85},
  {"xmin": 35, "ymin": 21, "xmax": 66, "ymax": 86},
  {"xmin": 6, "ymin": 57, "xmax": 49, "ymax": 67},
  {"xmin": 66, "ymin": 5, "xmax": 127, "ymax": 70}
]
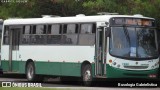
[{"xmin": 109, "ymin": 60, "xmax": 112, "ymax": 63}]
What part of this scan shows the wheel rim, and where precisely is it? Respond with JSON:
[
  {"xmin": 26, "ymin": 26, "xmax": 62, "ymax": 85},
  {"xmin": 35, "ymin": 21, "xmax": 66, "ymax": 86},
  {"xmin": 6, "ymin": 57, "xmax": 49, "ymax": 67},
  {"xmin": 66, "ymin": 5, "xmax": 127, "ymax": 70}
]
[
  {"xmin": 84, "ymin": 70, "xmax": 91, "ymax": 82},
  {"xmin": 27, "ymin": 64, "xmax": 33, "ymax": 80}
]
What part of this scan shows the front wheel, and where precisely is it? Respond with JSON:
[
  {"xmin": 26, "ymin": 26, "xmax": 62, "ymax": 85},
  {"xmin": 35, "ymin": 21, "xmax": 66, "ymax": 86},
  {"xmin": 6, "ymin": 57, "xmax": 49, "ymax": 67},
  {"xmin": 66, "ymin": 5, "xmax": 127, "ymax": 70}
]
[{"xmin": 82, "ymin": 64, "xmax": 92, "ymax": 86}]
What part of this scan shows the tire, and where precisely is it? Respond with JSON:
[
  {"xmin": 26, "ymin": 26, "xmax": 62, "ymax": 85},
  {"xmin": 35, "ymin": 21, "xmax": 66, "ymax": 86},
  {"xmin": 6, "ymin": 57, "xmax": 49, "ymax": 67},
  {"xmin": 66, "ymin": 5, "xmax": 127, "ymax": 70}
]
[
  {"xmin": 26, "ymin": 62, "xmax": 44, "ymax": 82},
  {"xmin": 26, "ymin": 62, "xmax": 36, "ymax": 82},
  {"xmin": 82, "ymin": 64, "xmax": 92, "ymax": 86}
]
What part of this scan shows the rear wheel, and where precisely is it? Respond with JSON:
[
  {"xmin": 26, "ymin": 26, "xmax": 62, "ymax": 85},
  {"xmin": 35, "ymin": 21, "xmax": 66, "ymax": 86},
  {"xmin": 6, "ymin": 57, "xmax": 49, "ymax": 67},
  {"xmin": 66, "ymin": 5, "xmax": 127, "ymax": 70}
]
[
  {"xmin": 82, "ymin": 64, "xmax": 92, "ymax": 86},
  {"xmin": 26, "ymin": 62, "xmax": 35, "ymax": 81}
]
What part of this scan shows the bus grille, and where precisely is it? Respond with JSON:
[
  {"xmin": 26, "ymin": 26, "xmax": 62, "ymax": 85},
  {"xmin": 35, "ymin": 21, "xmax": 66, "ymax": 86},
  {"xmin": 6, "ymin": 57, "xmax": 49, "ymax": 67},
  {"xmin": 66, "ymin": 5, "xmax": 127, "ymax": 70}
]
[{"xmin": 124, "ymin": 66, "xmax": 148, "ymax": 69}]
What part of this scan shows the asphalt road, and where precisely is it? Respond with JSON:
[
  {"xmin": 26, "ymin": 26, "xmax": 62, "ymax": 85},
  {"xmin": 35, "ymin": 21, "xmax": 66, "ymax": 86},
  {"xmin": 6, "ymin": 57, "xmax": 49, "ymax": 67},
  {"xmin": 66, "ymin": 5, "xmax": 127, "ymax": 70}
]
[{"xmin": 0, "ymin": 74, "xmax": 160, "ymax": 90}]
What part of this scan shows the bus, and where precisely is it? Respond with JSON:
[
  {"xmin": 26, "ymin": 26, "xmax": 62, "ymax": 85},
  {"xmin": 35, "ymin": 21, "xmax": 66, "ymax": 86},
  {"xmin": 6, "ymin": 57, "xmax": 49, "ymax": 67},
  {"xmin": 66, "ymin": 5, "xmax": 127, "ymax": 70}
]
[
  {"xmin": 0, "ymin": 14, "xmax": 159, "ymax": 86},
  {"xmin": 0, "ymin": 19, "xmax": 3, "ymax": 74},
  {"xmin": 0, "ymin": 19, "xmax": 3, "ymax": 42}
]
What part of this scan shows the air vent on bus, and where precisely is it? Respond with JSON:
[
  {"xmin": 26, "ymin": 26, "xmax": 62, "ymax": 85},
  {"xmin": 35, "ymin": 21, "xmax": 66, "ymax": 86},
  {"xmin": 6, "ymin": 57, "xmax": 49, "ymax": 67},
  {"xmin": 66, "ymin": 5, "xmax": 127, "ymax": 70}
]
[
  {"xmin": 133, "ymin": 14, "xmax": 143, "ymax": 17},
  {"xmin": 76, "ymin": 14, "xmax": 85, "ymax": 17},
  {"xmin": 42, "ymin": 15, "xmax": 60, "ymax": 18},
  {"xmin": 124, "ymin": 66, "xmax": 148, "ymax": 69}
]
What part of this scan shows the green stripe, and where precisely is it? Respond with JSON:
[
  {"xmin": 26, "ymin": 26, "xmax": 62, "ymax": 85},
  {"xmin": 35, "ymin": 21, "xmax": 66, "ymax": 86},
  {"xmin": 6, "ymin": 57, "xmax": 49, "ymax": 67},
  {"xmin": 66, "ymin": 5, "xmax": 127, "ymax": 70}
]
[
  {"xmin": 1, "ymin": 60, "xmax": 26, "ymax": 73},
  {"xmin": 1, "ymin": 60, "xmax": 81, "ymax": 77},
  {"xmin": 35, "ymin": 61, "xmax": 81, "ymax": 76},
  {"xmin": 106, "ymin": 64, "xmax": 159, "ymax": 78},
  {"xmin": 1, "ymin": 60, "xmax": 9, "ymax": 71},
  {"xmin": 1, "ymin": 60, "xmax": 158, "ymax": 78}
]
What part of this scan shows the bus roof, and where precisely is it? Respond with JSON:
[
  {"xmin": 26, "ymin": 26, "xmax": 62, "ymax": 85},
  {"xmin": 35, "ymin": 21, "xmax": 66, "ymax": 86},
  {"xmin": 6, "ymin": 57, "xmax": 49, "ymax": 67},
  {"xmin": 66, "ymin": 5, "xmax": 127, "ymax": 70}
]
[{"xmin": 3, "ymin": 15, "xmax": 154, "ymax": 25}]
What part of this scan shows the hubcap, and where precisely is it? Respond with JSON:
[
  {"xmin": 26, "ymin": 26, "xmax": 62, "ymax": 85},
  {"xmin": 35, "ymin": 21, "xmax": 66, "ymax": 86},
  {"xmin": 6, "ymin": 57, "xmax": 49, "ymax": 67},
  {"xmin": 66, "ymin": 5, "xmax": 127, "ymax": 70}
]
[
  {"xmin": 27, "ymin": 64, "xmax": 33, "ymax": 79},
  {"xmin": 84, "ymin": 70, "xmax": 91, "ymax": 81}
]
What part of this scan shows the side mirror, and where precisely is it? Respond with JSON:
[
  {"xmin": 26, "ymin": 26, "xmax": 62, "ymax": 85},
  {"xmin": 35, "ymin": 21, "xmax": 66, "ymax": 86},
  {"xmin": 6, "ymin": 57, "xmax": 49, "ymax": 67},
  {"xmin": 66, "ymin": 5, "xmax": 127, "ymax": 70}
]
[{"xmin": 105, "ymin": 27, "xmax": 111, "ymax": 37}]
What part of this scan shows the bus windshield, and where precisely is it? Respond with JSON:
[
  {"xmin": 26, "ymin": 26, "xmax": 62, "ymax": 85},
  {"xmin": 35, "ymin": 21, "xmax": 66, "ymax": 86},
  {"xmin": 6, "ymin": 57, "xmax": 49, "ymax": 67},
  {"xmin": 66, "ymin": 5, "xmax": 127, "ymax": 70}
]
[{"xmin": 109, "ymin": 27, "xmax": 158, "ymax": 59}]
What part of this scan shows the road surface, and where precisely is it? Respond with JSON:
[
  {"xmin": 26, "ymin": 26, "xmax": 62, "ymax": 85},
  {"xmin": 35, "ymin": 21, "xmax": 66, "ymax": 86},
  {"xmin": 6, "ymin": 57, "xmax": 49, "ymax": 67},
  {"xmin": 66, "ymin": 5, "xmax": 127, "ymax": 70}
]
[{"xmin": 0, "ymin": 74, "xmax": 160, "ymax": 90}]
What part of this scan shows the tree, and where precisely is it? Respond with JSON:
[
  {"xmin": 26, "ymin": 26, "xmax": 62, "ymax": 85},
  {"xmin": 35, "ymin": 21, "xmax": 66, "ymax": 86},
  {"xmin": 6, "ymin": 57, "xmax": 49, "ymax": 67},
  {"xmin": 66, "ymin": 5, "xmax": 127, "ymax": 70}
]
[
  {"xmin": 52, "ymin": 0, "xmax": 84, "ymax": 16},
  {"xmin": 0, "ymin": 0, "xmax": 35, "ymax": 19},
  {"xmin": 0, "ymin": 0, "xmax": 160, "ymax": 28}
]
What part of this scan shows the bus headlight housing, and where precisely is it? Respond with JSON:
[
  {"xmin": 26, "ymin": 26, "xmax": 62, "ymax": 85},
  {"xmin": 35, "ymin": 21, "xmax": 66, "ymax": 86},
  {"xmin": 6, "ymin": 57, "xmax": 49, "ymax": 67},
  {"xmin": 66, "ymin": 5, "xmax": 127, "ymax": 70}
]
[
  {"xmin": 154, "ymin": 61, "xmax": 159, "ymax": 67},
  {"xmin": 113, "ymin": 62, "xmax": 116, "ymax": 65},
  {"xmin": 117, "ymin": 64, "xmax": 120, "ymax": 68}
]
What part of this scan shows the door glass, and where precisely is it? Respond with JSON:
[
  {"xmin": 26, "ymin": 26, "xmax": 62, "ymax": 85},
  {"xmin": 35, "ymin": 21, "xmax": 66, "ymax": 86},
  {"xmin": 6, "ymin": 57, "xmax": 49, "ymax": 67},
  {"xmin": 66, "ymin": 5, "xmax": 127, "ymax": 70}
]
[{"xmin": 12, "ymin": 28, "xmax": 20, "ymax": 50}]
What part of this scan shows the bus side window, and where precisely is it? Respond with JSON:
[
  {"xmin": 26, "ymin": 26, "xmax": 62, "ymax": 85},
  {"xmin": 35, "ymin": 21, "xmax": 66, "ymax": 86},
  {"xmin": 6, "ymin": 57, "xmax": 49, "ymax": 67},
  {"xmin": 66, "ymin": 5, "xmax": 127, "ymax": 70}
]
[
  {"xmin": 63, "ymin": 24, "xmax": 67, "ymax": 34},
  {"xmin": 29, "ymin": 25, "xmax": 36, "ymax": 44},
  {"xmin": 3, "ymin": 26, "xmax": 9, "ymax": 45},
  {"xmin": 78, "ymin": 23, "xmax": 95, "ymax": 45},
  {"xmin": 47, "ymin": 24, "xmax": 62, "ymax": 44},
  {"xmin": 34, "ymin": 25, "xmax": 47, "ymax": 44},
  {"xmin": 22, "ymin": 25, "xmax": 31, "ymax": 44},
  {"xmin": 62, "ymin": 24, "xmax": 78, "ymax": 45}
]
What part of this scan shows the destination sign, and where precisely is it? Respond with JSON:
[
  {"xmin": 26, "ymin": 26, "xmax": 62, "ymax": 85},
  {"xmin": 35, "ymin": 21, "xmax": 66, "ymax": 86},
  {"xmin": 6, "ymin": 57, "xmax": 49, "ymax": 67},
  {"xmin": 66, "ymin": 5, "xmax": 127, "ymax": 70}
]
[{"xmin": 111, "ymin": 18, "xmax": 154, "ymax": 26}]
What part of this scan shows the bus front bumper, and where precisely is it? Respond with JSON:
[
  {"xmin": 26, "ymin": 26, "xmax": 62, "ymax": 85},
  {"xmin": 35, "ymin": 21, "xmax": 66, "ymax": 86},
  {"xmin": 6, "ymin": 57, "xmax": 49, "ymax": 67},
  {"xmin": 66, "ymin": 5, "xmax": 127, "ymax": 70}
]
[{"xmin": 106, "ymin": 64, "xmax": 158, "ymax": 78}]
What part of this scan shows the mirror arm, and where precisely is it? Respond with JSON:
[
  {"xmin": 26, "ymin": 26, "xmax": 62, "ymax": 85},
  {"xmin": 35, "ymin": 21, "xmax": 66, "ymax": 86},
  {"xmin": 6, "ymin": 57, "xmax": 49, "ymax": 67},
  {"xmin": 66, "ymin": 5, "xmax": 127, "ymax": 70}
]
[{"xmin": 105, "ymin": 27, "xmax": 111, "ymax": 37}]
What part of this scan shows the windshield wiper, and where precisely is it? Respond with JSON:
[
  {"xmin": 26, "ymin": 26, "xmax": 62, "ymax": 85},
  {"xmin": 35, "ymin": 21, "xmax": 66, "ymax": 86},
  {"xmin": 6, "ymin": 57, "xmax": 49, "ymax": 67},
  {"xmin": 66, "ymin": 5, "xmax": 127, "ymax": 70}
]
[
  {"xmin": 123, "ymin": 25, "xmax": 131, "ymax": 46},
  {"xmin": 123, "ymin": 26, "xmax": 139, "ymax": 57}
]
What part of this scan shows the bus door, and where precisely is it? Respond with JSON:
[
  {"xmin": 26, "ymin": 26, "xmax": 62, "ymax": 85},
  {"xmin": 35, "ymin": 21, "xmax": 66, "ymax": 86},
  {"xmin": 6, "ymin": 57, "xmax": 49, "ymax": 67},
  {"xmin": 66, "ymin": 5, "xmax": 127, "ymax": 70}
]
[
  {"xmin": 8, "ymin": 26, "xmax": 22, "ymax": 72},
  {"xmin": 95, "ymin": 22, "xmax": 107, "ymax": 77}
]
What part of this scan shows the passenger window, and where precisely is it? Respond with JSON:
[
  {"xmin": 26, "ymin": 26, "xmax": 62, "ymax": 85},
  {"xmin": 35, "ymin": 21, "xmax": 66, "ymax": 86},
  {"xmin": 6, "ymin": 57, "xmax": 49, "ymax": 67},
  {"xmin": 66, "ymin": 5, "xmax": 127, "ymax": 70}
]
[
  {"xmin": 3, "ymin": 26, "xmax": 9, "ymax": 45},
  {"xmin": 67, "ymin": 24, "xmax": 76, "ymax": 34},
  {"xmin": 81, "ymin": 24, "xmax": 92, "ymax": 34},
  {"xmin": 62, "ymin": 24, "xmax": 78, "ymax": 45},
  {"xmin": 78, "ymin": 24, "xmax": 96, "ymax": 45},
  {"xmin": 21, "ymin": 25, "xmax": 31, "ymax": 44},
  {"xmin": 36, "ymin": 25, "xmax": 45, "ymax": 34},
  {"xmin": 51, "ymin": 25, "xmax": 61, "ymax": 35},
  {"xmin": 24, "ymin": 25, "xmax": 30, "ymax": 34},
  {"xmin": 32, "ymin": 25, "xmax": 47, "ymax": 44},
  {"xmin": 47, "ymin": 24, "xmax": 62, "ymax": 44}
]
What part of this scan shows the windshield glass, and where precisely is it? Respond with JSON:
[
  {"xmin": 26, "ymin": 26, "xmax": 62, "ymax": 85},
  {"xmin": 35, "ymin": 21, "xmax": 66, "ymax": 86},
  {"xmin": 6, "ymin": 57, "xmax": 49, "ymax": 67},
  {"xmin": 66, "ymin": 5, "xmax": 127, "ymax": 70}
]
[{"xmin": 110, "ymin": 27, "xmax": 158, "ymax": 59}]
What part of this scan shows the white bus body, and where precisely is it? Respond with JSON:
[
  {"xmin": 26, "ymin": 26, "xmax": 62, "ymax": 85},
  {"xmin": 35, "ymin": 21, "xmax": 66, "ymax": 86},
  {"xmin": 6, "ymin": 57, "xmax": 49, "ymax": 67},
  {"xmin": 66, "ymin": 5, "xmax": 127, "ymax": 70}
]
[{"xmin": 0, "ymin": 15, "xmax": 159, "ymax": 86}]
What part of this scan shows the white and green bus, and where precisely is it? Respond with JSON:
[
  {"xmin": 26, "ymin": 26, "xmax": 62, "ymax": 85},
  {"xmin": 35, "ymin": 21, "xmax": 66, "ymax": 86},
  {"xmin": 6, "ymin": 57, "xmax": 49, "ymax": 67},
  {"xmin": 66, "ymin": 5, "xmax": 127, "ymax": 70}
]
[
  {"xmin": 0, "ymin": 14, "xmax": 159, "ymax": 86},
  {"xmin": 0, "ymin": 19, "xmax": 3, "ymax": 74}
]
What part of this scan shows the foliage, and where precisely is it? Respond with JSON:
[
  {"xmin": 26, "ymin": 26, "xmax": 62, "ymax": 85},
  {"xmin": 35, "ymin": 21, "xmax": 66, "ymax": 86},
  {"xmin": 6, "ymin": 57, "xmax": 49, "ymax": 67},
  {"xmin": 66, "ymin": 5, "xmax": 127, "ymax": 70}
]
[
  {"xmin": 83, "ymin": 0, "xmax": 160, "ymax": 27},
  {"xmin": 0, "ymin": 0, "xmax": 160, "ymax": 27}
]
